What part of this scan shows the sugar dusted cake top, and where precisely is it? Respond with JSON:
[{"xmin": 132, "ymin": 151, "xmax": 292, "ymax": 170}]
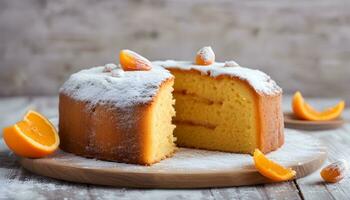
[
  {"xmin": 153, "ymin": 60, "xmax": 282, "ymax": 95},
  {"xmin": 60, "ymin": 63, "xmax": 173, "ymax": 107}
]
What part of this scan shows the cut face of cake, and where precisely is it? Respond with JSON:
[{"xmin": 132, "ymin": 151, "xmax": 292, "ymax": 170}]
[
  {"xmin": 153, "ymin": 61, "xmax": 284, "ymax": 154},
  {"xmin": 59, "ymin": 64, "xmax": 176, "ymax": 165}
]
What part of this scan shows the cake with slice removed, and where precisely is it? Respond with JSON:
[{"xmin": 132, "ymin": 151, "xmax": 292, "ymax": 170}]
[{"xmin": 59, "ymin": 48, "xmax": 284, "ymax": 166}]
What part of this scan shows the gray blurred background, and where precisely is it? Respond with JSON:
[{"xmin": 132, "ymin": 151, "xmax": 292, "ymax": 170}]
[{"xmin": 1, "ymin": 0, "xmax": 350, "ymax": 103}]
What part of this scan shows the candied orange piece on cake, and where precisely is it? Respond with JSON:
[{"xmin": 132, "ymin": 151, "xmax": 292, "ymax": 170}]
[
  {"xmin": 253, "ymin": 149, "xmax": 296, "ymax": 181},
  {"xmin": 195, "ymin": 46, "xmax": 215, "ymax": 65},
  {"xmin": 3, "ymin": 110, "xmax": 59, "ymax": 158},
  {"xmin": 292, "ymin": 91, "xmax": 345, "ymax": 121},
  {"xmin": 119, "ymin": 49, "xmax": 152, "ymax": 71}
]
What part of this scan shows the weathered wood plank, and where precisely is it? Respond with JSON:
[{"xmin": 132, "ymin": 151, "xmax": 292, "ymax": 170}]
[
  {"xmin": 0, "ymin": 140, "xmax": 91, "ymax": 200},
  {"xmin": 0, "ymin": 171, "xmax": 92, "ymax": 200},
  {"xmin": 88, "ymin": 187, "xmax": 215, "ymax": 200},
  {"xmin": 211, "ymin": 182, "xmax": 301, "ymax": 200}
]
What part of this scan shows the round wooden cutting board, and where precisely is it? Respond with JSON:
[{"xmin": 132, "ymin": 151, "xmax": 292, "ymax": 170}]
[{"xmin": 19, "ymin": 129, "xmax": 327, "ymax": 188}]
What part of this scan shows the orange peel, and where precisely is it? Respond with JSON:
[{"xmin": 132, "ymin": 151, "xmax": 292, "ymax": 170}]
[
  {"xmin": 119, "ymin": 49, "xmax": 152, "ymax": 71},
  {"xmin": 292, "ymin": 91, "xmax": 345, "ymax": 121},
  {"xmin": 253, "ymin": 149, "xmax": 296, "ymax": 181}
]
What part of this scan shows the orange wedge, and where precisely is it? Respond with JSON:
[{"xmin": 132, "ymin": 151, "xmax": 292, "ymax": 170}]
[
  {"xmin": 292, "ymin": 91, "xmax": 345, "ymax": 121},
  {"xmin": 119, "ymin": 49, "xmax": 152, "ymax": 71},
  {"xmin": 3, "ymin": 110, "xmax": 59, "ymax": 158},
  {"xmin": 253, "ymin": 149, "xmax": 296, "ymax": 181}
]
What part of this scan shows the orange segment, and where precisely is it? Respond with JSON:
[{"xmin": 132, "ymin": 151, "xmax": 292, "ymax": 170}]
[
  {"xmin": 195, "ymin": 46, "xmax": 215, "ymax": 65},
  {"xmin": 3, "ymin": 110, "xmax": 59, "ymax": 158},
  {"xmin": 292, "ymin": 91, "xmax": 345, "ymax": 121},
  {"xmin": 253, "ymin": 149, "xmax": 296, "ymax": 181},
  {"xmin": 119, "ymin": 49, "xmax": 152, "ymax": 71}
]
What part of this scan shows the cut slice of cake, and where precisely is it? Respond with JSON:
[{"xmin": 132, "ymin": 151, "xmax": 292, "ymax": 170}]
[
  {"xmin": 154, "ymin": 59, "xmax": 284, "ymax": 154},
  {"xmin": 59, "ymin": 53, "xmax": 176, "ymax": 165}
]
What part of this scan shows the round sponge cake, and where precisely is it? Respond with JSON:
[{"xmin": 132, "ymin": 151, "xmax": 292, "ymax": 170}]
[
  {"xmin": 59, "ymin": 60, "xmax": 284, "ymax": 165},
  {"xmin": 59, "ymin": 64, "xmax": 176, "ymax": 165}
]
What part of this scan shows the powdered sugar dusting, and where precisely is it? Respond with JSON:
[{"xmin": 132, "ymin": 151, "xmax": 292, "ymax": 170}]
[
  {"xmin": 103, "ymin": 63, "xmax": 119, "ymax": 72},
  {"xmin": 196, "ymin": 46, "xmax": 215, "ymax": 64},
  {"xmin": 224, "ymin": 60, "xmax": 239, "ymax": 67},
  {"xmin": 59, "ymin": 63, "xmax": 173, "ymax": 107},
  {"xmin": 111, "ymin": 68, "xmax": 125, "ymax": 77},
  {"xmin": 0, "ymin": 175, "xmax": 89, "ymax": 199},
  {"xmin": 42, "ymin": 129, "xmax": 326, "ymax": 173},
  {"xmin": 153, "ymin": 60, "xmax": 282, "ymax": 95}
]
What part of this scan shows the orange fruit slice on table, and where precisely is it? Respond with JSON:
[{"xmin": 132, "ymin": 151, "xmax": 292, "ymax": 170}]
[
  {"xmin": 253, "ymin": 149, "xmax": 296, "ymax": 181},
  {"xmin": 119, "ymin": 49, "xmax": 152, "ymax": 71},
  {"xmin": 3, "ymin": 110, "xmax": 59, "ymax": 158},
  {"xmin": 292, "ymin": 91, "xmax": 345, "ymax": 121}
]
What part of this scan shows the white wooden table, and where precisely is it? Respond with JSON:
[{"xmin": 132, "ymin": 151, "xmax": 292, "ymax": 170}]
[{"xmin": 0, "ymin": 96, "xmax": 349, "ymax": 200}]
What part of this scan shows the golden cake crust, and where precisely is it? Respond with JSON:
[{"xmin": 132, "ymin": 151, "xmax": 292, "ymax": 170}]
[
  {"xmin": 59, "ymin": 78, "xmax": 175, "ymax": 165},
  {"xmin": 257, "ymin": 92, "xmax": 284, "ymax": 153},
  {"xmin": 58, "ymin": 63, "xmax": 175, "ymax": 165},
  {"xmin": 59, "ymin": 93, "xmax": 146, "ymax": 164}
]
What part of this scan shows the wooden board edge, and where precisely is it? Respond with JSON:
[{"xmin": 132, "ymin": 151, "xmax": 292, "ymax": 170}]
[{"xmin": 18, "ymin": 151, "xmax": 327, "ymax": 189}]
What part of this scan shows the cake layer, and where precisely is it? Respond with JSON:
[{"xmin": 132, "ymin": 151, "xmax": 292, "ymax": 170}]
[
  {"xmin": 174, "ymin": 92, "xmax": 223, "ymax": 126},
  {"xmin": 174, "ymin": 124, "xmax": 257, "ymax": 153},
  {"xmin": 174, "ymin": 120, "xmax": 216, "ymax": 130},
  {"xmin": 171, "ymin": 69, "xmax": 260, "ymax": 153},
  {"xmin": 149, "ymin": 79, "xmax": 176, "ymax": 162},
  {"xmin": 153, "ymin": 60, "xmax": 282, "ymax": 95},
  {"xmin": 152, "ymin": 62, "xmax": 284, "ymax": 154}
]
